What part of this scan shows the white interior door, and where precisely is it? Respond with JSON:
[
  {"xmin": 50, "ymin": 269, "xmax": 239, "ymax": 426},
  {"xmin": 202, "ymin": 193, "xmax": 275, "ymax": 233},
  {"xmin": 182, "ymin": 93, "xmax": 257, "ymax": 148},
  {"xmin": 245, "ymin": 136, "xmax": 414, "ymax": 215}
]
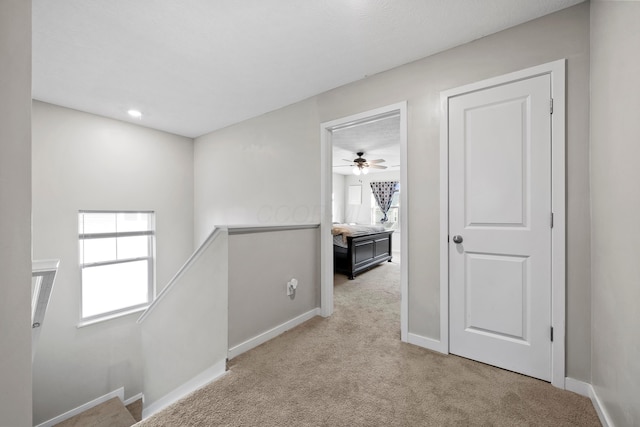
[{"xmin": 448, "ymin": 74, "xmax": 552, "ymax": 381}]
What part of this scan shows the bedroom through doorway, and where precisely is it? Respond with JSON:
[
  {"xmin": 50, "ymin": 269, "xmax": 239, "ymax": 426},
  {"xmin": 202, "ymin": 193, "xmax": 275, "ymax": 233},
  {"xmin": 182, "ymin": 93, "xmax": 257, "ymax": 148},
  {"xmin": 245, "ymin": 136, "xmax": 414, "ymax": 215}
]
[{"xmin": 320, "ymin": 102, "xmax": 408, "ymax": 341}]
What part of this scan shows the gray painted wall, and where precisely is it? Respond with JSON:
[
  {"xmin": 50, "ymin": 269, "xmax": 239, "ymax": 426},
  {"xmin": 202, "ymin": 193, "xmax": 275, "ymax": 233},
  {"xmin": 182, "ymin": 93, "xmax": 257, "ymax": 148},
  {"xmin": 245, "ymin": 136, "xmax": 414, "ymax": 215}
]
[
  {"xmin": 194, "ymin": 4, "xmax": 592, "ymax": 380},
  {"xmin": 31, "ymin": 102, "xmax": 195, "ymax": 424},
  {"xmin": 590, "ymin": 1, "xmax": 640, "ymax": 425},
  {"xmin": 0, "ymin": 0, "xmax": 32, "ymax": 425},
  {"xmin": 228, "ymin": 228, "xmax": 320, "ymax": 348}
]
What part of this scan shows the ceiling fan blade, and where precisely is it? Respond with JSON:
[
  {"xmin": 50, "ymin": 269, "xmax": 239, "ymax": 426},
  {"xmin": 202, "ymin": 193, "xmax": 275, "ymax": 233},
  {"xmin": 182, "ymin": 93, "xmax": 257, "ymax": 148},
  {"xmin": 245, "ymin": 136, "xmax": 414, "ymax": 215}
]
[
  {"xmin": 369, "ymin": 164, "xmax": 388, "ymax": 169},
  {"xmin": 342, "ymin": 159, "xmax": 355, "ymax": 163},
  {"xmin": 367, "ymin": 159, "xmax": 386, "ymax": 163}
]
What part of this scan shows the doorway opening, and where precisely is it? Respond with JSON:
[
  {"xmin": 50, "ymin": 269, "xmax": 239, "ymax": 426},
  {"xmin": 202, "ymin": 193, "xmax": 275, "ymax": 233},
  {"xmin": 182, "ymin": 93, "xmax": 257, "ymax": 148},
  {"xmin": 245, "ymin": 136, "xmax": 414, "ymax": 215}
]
[{"xmin": 320, "ymin": 102, "xmax": 408, "ymax": 341}]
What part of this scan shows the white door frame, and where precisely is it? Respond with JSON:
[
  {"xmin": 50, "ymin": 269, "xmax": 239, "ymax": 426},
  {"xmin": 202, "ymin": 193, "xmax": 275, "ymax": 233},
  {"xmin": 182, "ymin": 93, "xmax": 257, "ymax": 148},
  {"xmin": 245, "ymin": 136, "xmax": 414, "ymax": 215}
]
[
  {"xmin": 320, "ymin": 102, "xmax": 409, "ymax": 341},
  {"xmin": 439, "ymin": 60, "xmax": 566, "ymax": 388}
]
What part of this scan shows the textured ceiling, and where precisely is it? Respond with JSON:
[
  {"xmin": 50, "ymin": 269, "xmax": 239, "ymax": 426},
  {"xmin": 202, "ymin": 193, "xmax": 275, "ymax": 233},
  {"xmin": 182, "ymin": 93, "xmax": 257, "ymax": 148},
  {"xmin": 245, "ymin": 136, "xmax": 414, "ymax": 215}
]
[
  {"xmin": 32, "ymin": 0, "xmax": 584, "ymax": 138},
  {"xmin": 332, "ymin": 115, "xmax": 400, "ymax": 176}
]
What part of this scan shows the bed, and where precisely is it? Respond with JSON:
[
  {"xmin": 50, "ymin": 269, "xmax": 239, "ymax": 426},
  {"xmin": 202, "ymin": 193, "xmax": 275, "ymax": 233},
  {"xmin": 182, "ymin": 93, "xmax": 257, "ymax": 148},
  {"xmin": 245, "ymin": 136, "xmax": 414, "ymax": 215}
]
[{"xmin": 332, "ymin": 224, "xmax": 394, "ymax": 279}]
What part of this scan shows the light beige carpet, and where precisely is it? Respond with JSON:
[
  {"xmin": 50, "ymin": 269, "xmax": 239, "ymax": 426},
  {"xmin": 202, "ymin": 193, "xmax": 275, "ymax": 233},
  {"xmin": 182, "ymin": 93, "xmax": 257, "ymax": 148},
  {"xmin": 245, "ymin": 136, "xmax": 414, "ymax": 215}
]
[
  {"xmin": 138, "ymin": 259, "xmax": 600, "ymax": 426},
  {"xmin": 55, "ymin": 397, "xmax": 136, "ymax": 427}
]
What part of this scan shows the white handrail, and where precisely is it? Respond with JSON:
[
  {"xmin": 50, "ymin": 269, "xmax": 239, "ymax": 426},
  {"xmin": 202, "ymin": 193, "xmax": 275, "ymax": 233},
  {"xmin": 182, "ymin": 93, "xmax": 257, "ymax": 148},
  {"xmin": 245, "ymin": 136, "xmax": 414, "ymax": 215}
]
[
  {"xmin": 32, "ymin": 259, "xmax": 60, "ymax": 326},
  {"xmin": 32, "ymin": 259, "xmax": 60, "ymax": 363},
  {"xmin": 138, "ymin": 228, "xmax": 222, "ymax": 323},
  {"xmin": 224, "ymin": 224, "xmax": 319, "ymax": 235}
]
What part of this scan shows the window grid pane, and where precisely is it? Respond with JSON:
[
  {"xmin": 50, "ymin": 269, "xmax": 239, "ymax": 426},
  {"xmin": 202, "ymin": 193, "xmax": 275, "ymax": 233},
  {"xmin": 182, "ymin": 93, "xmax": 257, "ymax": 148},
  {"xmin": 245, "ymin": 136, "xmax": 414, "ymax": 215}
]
[
  {"xmin": 81, "ymin": 237, "xmax": 116, "ymax": 264},
  {"xmin": 80, "ymin": 212, "xmax": 117, "ymax": 234},
  {"xmin": 116, "ymin": 235, "xmax": 149, "ymax": 260},
  {"xmin": 116, "ymin": 212, "xmax": 153, "ymax": 232},
  {"xmin": 81, "ymin": 260, "xmax": 150, "ymax": 318}
]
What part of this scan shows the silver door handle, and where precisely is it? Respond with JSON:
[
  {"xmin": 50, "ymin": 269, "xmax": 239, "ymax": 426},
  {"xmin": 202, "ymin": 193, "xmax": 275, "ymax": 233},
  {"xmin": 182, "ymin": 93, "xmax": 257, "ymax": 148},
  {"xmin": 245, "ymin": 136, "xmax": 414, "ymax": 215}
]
[{"xmin": 452, "ymin": 235, "xmax": 463, "ymax": 244}]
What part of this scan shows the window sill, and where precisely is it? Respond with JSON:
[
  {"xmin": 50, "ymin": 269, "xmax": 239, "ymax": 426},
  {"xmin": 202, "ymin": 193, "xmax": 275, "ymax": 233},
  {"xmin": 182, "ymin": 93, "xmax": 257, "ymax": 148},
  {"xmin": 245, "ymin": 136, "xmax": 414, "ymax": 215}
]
[{"xmin": 77, "ymin": 306, "xmax": 148, "ymax": 328}]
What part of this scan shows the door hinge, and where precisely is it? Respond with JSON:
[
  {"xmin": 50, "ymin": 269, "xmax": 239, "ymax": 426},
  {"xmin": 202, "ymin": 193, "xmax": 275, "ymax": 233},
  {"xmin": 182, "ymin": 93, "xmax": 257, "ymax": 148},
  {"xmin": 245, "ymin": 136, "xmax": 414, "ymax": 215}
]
[
  {"xmin": 550, "ymin": 326, "xmax": 554, "ymax": 342},
  {"xmin": 550, "ymin": 98, "xmax": 554, "ymax": 115},
  {"xmin": 550, "ymin": 212, "xmax": 554, "ymax": 228},
  {"xmin": 447, "ymin": 235, "xmax": 450, "ymax": 242}
]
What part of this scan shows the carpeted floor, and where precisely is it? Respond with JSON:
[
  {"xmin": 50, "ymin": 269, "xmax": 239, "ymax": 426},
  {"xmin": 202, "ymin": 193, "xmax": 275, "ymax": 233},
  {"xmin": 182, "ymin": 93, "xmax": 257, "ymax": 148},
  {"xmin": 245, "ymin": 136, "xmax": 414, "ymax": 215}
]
[{"xmin": 137, "ymin": 258, "xmax": 600, "ymax": 426}]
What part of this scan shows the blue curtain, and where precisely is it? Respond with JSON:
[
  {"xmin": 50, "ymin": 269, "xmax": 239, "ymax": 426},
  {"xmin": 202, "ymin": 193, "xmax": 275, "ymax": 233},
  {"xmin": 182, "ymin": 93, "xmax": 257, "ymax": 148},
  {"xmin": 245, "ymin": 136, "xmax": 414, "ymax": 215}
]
[{"xmin": 370, "ymin": 181, "xmax": 399, "ymax": 223}]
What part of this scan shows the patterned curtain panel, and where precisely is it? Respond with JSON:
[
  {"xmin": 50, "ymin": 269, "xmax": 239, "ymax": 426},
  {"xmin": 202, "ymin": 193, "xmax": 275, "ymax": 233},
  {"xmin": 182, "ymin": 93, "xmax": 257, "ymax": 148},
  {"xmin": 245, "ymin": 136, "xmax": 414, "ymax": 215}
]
[{"xmin": 370, "ymin": 181, "xmax": 399, "ymax": 223}]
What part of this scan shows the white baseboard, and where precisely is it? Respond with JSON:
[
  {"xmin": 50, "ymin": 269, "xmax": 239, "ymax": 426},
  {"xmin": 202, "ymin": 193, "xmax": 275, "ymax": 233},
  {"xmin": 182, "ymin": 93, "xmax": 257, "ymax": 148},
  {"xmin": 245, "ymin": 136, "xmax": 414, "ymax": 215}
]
[
  {"xmin": 142, "ymin": 359, "xmax": 227, "ymax": 419},
  {"xmin": 565, "ymin": 377, "xmax": 614, "ymax": 427},
  {"xmin": 228, "ymin": 308, "xmax": 321, "ymax": 359},
  {"xmin": 590, "ymin": 384, "xmax": 615, "ymax": 427},
  {"xmin": 564, "ymin": 377, "xmax": 590, "ymax": 396},
  {"xmin": 35, "ymin": 387, "xmax": 125, "ymax": 427},
  {"xmin": 407, "ymin": 332, "xmax": 448, "ymax": 354},
  {"xmin": 124, "ymin": 392, "xmax": 144, "ymax": 406}
]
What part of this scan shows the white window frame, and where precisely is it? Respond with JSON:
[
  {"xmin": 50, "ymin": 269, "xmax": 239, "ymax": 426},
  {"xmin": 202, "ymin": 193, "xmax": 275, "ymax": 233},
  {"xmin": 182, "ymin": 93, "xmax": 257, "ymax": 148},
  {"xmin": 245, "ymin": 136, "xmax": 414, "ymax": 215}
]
[{"xmin": 78, "ymin": 210, "xmax": 155, "ymax": 325}]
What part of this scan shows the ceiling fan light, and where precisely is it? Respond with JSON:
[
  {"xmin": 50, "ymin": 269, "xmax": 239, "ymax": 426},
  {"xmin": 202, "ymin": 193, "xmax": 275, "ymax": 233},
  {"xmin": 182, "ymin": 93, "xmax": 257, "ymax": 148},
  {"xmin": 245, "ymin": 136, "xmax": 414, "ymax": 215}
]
[
  {"xmin": 362, "ymin": 167, "xmax": 369, "ymax": 175},
  {"xmin": 352, "ymin": 166, "xmax": 361, "ymax": 175}
]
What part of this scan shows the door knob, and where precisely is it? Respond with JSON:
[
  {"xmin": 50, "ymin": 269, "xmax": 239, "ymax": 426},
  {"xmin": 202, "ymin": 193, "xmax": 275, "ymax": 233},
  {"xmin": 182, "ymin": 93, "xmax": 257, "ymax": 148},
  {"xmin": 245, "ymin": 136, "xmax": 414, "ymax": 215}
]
[{"xmin": 452, "ymin": 235, "xmax": 463, "ymax": 244}]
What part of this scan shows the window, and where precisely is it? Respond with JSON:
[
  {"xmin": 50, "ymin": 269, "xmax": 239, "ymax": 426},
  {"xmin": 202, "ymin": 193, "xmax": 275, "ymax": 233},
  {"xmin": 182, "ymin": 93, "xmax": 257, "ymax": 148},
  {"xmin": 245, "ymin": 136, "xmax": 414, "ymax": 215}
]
[
  {"xmin": 371, "ymin": 190, "xmax": 400, "ymax": 230},
  {"xmin": 78, "ymin": 211, "xmax": 155, "ymax": 323}
]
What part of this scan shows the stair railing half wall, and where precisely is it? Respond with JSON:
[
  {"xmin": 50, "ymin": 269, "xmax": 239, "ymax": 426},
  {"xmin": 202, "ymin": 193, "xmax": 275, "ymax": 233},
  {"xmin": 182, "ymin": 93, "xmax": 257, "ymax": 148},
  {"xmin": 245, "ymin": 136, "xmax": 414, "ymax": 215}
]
[{"xmin": 137, "ymin": 227, "xmax": 229, "ymax": 418}]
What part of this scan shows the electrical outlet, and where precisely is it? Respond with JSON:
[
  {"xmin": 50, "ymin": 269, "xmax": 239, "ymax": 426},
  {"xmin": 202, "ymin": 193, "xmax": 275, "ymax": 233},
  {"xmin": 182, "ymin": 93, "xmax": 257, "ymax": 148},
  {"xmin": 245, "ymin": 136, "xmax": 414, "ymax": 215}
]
[{"xmin": 287, "ymin": 278, "xmax": 298, "ymax": 296}]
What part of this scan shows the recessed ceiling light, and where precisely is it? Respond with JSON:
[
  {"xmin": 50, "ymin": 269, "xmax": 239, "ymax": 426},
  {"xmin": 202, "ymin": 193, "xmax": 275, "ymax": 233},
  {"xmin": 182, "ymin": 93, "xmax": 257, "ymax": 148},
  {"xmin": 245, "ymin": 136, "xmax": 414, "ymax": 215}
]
[{"xmin": 127, "ymin": 109, "xmax": 142, "ymax": 119}]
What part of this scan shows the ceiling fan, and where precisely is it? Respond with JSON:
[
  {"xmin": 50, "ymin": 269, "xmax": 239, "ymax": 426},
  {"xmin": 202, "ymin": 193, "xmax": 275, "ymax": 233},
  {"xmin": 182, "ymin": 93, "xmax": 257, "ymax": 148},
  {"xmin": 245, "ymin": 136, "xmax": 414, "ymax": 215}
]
[{"xmin": 335, "ymin": 152, "xmax": 387, "ymax": 175}]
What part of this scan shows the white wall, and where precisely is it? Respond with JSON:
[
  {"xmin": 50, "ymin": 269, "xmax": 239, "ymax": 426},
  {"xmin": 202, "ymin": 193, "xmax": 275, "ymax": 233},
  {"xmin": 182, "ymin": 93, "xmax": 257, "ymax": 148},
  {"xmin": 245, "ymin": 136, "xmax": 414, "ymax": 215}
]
[
  {"xmin": 194, "ymin": 99, "xmax": 320, "ymax": 244},
  {"xmin": 193, "ymin": 4, "xmax": 591, "ymax": 380},
  {"xmin": 590, "ymin": 1, "xmax": 640, "ymax": 425},
  {"xmin": 0, "ymin": 1, "xmax": 32, "ymax": 425},
  {"xmin": 31, "ymin": 102, "xmax": 194, "ymax": 424},
  {"xmin": 332, "ymin": 173, "xmax": 345, "ymax": 223}
]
